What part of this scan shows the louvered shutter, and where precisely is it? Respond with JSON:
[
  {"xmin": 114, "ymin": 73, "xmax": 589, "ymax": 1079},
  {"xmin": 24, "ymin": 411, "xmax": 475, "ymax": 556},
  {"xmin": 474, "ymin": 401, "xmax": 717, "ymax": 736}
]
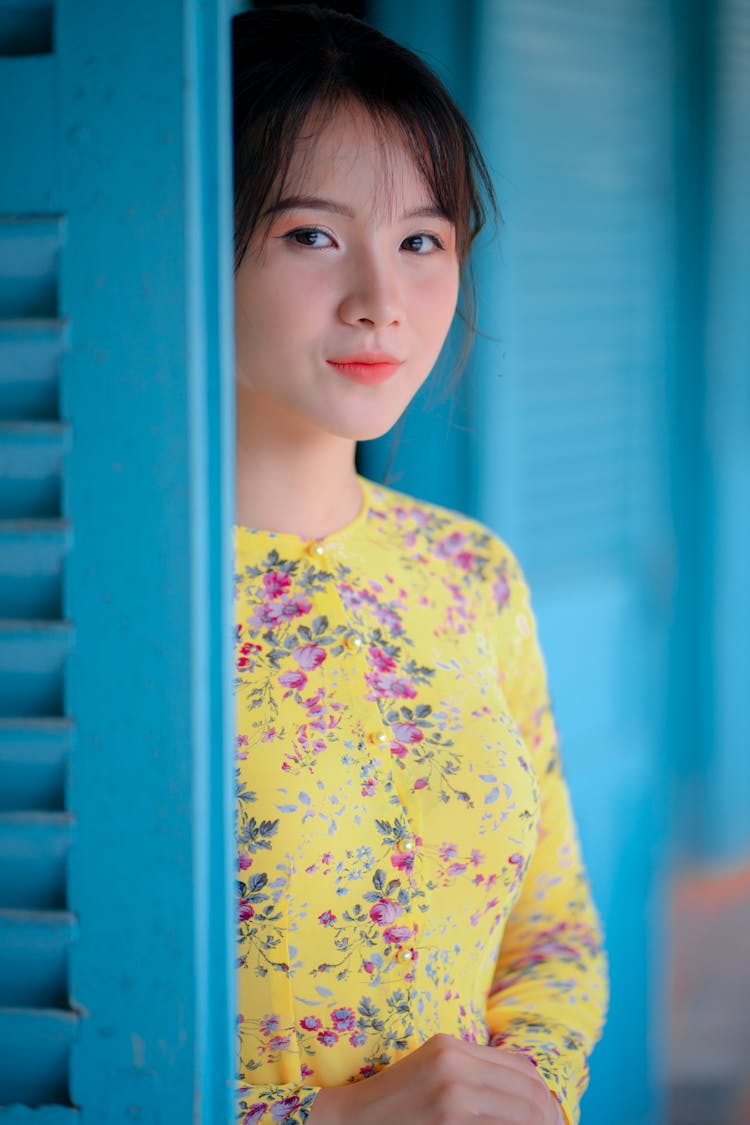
[
  {"xmin": 703, "ymin": 0, "xmax": 750, "ymax": 859},
  {"xmin": 0, "ymin": 1, "xmax": 235, "ymax": 1118},
  {"xmin": 365, "ymin": 2, "xmax": 675, "ymax": 1121},
  {"xmin": 0, "ymin": 4, "xmax": 77, "ymax": 1105},
  {"xmin": 469, "ymin": 5, "xmax": 673, "ymax": 1122}
]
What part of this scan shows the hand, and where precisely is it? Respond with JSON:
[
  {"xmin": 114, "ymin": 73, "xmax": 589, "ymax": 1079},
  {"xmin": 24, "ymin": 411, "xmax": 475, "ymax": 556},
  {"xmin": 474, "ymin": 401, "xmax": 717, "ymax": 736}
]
[{"xmin": 307, "ymin": 1033, "xmax": 564, "ymax": 1124}]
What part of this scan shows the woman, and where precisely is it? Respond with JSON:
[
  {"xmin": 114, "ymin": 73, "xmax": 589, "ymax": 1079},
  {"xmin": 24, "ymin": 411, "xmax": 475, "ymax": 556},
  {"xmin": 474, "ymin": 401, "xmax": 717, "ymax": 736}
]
[{"xmin": 233, "ymin": 8, "xmax": 608, "ymax": 1124}]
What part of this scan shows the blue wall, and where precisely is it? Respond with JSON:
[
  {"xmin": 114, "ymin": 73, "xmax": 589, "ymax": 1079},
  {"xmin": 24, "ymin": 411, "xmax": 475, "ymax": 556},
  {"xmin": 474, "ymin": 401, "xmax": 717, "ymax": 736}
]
[{"xmin": 363, "ymin": 1, "xmax": 750, "ymax": 1123}]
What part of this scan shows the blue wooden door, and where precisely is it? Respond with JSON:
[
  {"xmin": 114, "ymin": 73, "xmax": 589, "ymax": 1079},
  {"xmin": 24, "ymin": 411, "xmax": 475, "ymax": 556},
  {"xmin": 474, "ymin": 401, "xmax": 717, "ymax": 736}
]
[{"xmin": 0, "ymin": 1, "xmax": 236, "ymax": 1118}]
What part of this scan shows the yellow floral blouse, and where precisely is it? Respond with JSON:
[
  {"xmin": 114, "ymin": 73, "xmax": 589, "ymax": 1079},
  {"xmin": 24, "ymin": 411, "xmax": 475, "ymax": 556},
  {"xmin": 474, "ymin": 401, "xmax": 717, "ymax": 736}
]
[{"xmin": 234, "ymin": 478, "xmax": 608, "ymax": 1125}]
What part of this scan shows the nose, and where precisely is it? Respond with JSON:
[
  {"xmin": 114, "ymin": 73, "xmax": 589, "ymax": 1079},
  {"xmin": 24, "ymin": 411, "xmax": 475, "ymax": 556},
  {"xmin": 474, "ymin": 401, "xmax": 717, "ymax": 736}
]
[{"xmin": 337, "ymin": 246, "xmax": 403, "ymax": 329}]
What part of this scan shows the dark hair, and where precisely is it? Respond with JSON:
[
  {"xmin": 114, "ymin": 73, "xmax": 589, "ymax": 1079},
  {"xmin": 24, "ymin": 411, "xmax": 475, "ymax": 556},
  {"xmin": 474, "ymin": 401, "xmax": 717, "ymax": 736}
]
[{"xmin": 232, "ymin": 5, "xmax": 497, "ymax": 355}]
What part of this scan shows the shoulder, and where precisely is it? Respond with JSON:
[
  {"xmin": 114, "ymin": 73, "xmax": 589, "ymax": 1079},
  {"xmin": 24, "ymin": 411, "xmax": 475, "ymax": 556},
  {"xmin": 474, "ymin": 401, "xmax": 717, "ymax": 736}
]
[{"xmin": 361, "ymin": 477, "xmax": 528, "ymax": 614}]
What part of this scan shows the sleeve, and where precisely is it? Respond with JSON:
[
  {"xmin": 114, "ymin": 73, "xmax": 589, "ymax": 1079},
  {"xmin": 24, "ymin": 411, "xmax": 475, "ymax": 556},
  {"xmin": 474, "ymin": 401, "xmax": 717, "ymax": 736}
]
[
  {"xmin": 484, "ymin": 550, "xmax": 609, "ymax": 1125},
  {"xmin": 236, "ymin": 1083, "xmax": 320, "ymax": 1124}
]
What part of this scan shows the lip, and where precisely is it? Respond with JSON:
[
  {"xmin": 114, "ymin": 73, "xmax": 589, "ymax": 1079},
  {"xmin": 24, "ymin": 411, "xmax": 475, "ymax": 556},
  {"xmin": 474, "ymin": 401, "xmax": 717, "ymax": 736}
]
[{"xmin": 327, "ymin": 353, "xmax": 404, "ymax": 386}]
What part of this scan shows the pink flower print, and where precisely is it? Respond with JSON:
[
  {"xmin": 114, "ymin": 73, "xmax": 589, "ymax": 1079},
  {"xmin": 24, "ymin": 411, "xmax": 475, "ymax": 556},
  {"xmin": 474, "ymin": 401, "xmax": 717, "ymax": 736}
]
[
  {"xmin": 365, "ymin": 671, "xmax": 417, "ymax": 700},
  {"xmin": 446, "ymin": 862, "xmax": 468, "ymax": 877},
  {"xmin": 391, "ymin": 850, "xmax": 414, "ymax": 873},
  {"xmin": 383, "ymin": 924, "xmax": 413, "ymax": 944},
  {"xmin": 455, "ymin": 550, "xmax": 475, "ymax": 570},
  {"xmin": 509, "ymin": 852, "xmax": 525, "ymax": 882},
  {"xmin": 363, "ymin": 960, "xmax": 375, "ymax": 974},
  {"xmin": 300, "ymin": 1015, "xmax": 322, "ymax": 1031},
  {"xmin": 321, "ymin": 852, "xmax": 333, "ymax": 865},
  {"xmin": 249, "ymin": 601, "xmax": 284, "ymax": 630},
  {"xmin": 270, "ymin": 1096, "xmax": 301, "ymax": 1122},
  {"xmin": 349, "ymin": 1030, "xmax": 367, "ymax": 1047},
  {"xmin": 261, "ymin": 727, "xmax": 277, "ymax": 743},
  {"xmin": 413, "ymin": 777, "xmax": 428, "ymax": 791},
  {"xmin": 301, "ymin": 1064, "xmax": 314, "ymax": 1078},
  {"xmin": 368, "ymin": 646, "xmax": 396, "ymax": 673},
  {"xmin": 238, "ymin": 899, "xmax": 254, "ymax": 922},
  {"xmin": 243, "ymin": 1104, "xmax": 268, "ymax": 1125},
  {"xmin": 318, "ymin": 909, "xmax": 336, "ymax": 927},
  {"xmin": 259, "ymin": 1013, "xmax": 280, "ymax": 1036},
  {"xmin": 435, "ymin": 531, "xmax": 466, "ymax": 559},
  {"xmin": 269, "ymin": 1034, "xmax": 291, "ymax": 1052},
  {"xmin": 470, "ymin": 849, "xmax": 484, "ymax": 866},
  {"xmin": 293, "ymin": 643, "xmax": 326, "ymax": 670},
  {"xmin": 390, "ymin": 721, "xmax": 424, "ymax": 745},
  {"xmin": 369, "ymin": 898, "xmax": 403, "ymax": 926},
  {"xmin": 279, "ymin": 670, "xmax": 307, "ymax": 692},
  {"xmin": 317, "ymin": 1029, "xmax": 339, "ymax": 1047},
  {"xmin": 375, "ymin": 605, "xmax": 403, "ymax": 633},
  {"xmin": 330, "ymin": 1007, "xmax": 356, "ymax": 1032},
  {"xmin": 281, "ymin": 594, "xmax": 312, "ymax": 619},
  {"xmin": 439, "ymin": 842, "xmax": 458, "ymax": 861},
  {"xmin": 390, "ymin": 742, "xmax": 409, "ymax": 761},
  {"xmin": 361, "ymin": 777, "xmax": 376, "ymax": 797},
  {"xmin": 262, "ymin": 570, "xmax": 291, "ymax": 597},
  {"xmin": 493, "ymin": 572, "xmax": 510, "ymax": 607},
  {"xmin": 238, "ymin": 849, "xmax": 253, "ymax": 871}
]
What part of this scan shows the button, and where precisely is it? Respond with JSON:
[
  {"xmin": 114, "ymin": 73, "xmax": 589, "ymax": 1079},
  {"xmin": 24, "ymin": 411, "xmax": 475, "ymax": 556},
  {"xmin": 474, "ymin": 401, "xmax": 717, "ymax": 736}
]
[
  {"xmin": 368, "ymin": 730, "xmax": 389, "ymax": 747},
  {"xmin": 351, "ymin": 635, "xmax": 363, "ymax": 648},
  {"xmin": 396, "ymin": 837, "xmax": 415, "ymax": 854},
  {"xmin": 395, "ymin": 947, "xmax": 415, "ymax": 963},
  {"xmin": 311, "ymin": 542, "xmax": 325, "ymax": 557}
]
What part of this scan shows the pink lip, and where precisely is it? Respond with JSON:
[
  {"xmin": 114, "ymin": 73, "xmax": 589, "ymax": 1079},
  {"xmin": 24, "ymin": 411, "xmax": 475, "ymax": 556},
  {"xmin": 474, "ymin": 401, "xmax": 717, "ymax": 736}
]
[{"xmin": 327, "ymin": 353, "xmax": 403, "ymax": 386}]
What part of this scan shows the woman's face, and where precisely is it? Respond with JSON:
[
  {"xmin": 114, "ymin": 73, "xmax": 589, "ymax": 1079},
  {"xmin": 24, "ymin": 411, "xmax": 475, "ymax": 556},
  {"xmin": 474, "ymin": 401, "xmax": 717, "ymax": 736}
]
[{"xmin": 234, "ymin": 103, "xmax": 460, "ymax": 445}]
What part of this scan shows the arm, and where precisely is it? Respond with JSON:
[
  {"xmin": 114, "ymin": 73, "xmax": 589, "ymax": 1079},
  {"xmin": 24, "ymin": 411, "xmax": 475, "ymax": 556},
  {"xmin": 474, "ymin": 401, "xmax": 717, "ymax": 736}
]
[{"xmin": 485, "ymin": 554, "xmax": 609, "ymax": 1125}]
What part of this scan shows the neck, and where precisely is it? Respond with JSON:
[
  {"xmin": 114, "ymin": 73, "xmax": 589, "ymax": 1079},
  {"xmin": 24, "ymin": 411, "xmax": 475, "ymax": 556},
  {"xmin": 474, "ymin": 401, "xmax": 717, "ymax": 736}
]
[{"xmin": 235, "ymin": 385, "xmax": 363, "ymax": 540}]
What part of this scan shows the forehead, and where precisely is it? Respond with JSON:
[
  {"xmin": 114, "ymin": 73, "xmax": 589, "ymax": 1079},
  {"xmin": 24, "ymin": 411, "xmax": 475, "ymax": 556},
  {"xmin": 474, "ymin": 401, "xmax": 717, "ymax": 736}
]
[{"xmin": 283, "ymin": 103, "xmax": 436, "ymax": 215}]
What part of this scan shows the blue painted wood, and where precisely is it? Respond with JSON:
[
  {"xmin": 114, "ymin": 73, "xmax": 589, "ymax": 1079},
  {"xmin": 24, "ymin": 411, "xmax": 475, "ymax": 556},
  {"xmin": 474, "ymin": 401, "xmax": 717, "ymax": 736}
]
[
  {"xmin": 0, "ymin": 1007, "xmax": 78, "ymax": 1106},
  {"xmin": 0, "ymin": 718, "xmax": 72, "ymax": 812},
  {"xmin": 0, "ymin": 621, "xmax": 73, "ymax": 718},
  {"xmin": 54, "ymin": 0, "xmax": 235, "ymax": 1119},
  {"xmin": 0, "ymin": 811, "xmax": 72, "ymax": 911},
  {"xmin": 0, "ymin": 519, "xmax": 71, "ymax": 619},
  {"xmin": 0, "ymin": 3, "xmax": 53, "ymax": 58},
  {"xmin": 0, "ymin": 56, "xmax": 59, "ymax": 214},
  {"xmin": 0, "ymin": 322, "xmax": 68, "ymax": 422},
  {"xmin": 469, "ymin": 4, "xmax": 673, "ymax": 1121},
  {"xmin": 0, "ymin": 421, "xmax": 70, "ymax": 519},
  {"xmin": 703, "ymin": 0, "xmax": 750, "ymax": 860},
  {"xmin": 0, "ymin": 1110, "xmax": 77, "ymax": 1124},
  {"xmin": 0, "ymin": 908, "xmax": 76, "ymax": 1007}
]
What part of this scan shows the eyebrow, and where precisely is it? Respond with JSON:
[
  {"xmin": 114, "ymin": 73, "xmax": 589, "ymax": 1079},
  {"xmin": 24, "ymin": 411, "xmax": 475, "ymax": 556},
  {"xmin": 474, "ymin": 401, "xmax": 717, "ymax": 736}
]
[{"xmin": 262, "ymin": 195, "xmax": 450, "ymax": 222}]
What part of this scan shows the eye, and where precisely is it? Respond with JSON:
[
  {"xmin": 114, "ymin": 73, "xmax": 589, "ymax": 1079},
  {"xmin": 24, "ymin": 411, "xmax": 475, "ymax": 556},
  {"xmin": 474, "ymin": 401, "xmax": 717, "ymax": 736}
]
[
  {"xmin": 401, "ymin": 233, "xmax": 445, "ymax": 255},
  {"xmin": 283, "ymin": 227, "xmax": 336, "ymax": 249}
]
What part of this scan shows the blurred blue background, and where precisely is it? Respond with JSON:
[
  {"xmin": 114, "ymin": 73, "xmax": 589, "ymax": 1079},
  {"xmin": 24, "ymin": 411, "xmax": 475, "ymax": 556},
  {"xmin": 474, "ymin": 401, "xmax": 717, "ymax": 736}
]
[{"xmin": 355, "ymin": 2, "xmax": 750, "ymax": 1123}]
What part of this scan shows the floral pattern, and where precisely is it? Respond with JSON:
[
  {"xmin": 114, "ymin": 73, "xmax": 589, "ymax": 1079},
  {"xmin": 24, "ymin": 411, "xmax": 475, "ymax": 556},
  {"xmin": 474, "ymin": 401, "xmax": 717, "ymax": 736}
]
[{"xmin": 234, "ymin": 479, "xmax": 608, "ymax": 1124}]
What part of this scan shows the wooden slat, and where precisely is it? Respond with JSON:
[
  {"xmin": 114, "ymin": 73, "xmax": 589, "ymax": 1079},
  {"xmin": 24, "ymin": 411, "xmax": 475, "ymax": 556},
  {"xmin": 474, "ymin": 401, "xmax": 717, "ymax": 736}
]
[
  {"xmin": 0, "ymin": 320, "xmax": 68, "ymax": 422},
  {"xmin": 0, "ymin": 421, "xmax": 71, "ymax": 519},
  {"xmin": 0, "ymin": 909, "xmax": 77, "ymax": 1008},
  {"xmin": 0, "ymin": 1007, "xmax": 77, "ymax": 1106},
  {"xmin": 0, "ymin": 717, "xmax": 73, "ymax": 813},
  {"xmin": 0, "ymin": 1108, "xmax": 78, "ymax": 1123},
  {"xmin": 0, "ymin": 520, "xmax": 72, "ymax": 619},
  {"xmin": 0, "ymin": 621, "xmax": 74, "ymax": 718},
  {"xmin": 0, "ymin": 216, "xmax": 64, "ymax": 320},
  {"xmin": 0, "ymin": 811, "xmax": 74, "ymax": 910},
  {"xmin": 0, "ymin": 5, "xmax": 54, "ymax": 59}
]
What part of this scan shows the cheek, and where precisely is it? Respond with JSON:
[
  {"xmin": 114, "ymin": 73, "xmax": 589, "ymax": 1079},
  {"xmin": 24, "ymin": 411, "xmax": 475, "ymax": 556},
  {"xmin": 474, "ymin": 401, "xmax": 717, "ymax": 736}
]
[{"xmin": 413, "ymin": 271, "xmax": 459, "ymax": 347}]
